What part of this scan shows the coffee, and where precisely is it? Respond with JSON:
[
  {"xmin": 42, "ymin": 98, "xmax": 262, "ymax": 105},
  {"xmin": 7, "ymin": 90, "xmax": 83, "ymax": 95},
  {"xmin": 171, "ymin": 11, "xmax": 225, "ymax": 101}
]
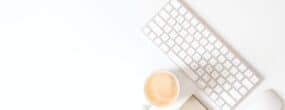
[{"xmin": 144, "ymin": 71, "xmax": 178, "ymax": 107}]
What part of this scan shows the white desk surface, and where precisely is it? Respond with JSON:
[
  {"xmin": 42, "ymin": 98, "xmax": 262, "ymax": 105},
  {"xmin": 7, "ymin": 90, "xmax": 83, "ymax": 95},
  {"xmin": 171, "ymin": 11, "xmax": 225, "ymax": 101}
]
[{"xmin": 0, "ymin": 0, "xmax": 284, "ymax": 110}]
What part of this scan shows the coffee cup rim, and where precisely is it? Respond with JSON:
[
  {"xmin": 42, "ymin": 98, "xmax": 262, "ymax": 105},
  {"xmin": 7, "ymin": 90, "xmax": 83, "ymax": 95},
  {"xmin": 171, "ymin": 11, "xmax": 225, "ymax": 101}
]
[{"xmin": 144, "ymin": 70, "xmax": 181, "ymax": 107}]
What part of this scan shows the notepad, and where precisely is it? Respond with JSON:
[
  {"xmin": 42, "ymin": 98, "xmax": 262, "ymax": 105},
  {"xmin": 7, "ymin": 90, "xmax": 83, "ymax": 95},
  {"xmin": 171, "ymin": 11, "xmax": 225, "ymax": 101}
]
[{"xmin": 181, "ymin": 96, "xmax": 207, "ymax": 110}]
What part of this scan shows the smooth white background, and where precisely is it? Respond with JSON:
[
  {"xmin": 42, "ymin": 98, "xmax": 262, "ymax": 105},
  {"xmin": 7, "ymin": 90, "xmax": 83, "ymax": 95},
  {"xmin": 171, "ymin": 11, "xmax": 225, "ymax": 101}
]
[{"xmin": 0, "ymin": 0, "xmax": 284, "ymax": 110}]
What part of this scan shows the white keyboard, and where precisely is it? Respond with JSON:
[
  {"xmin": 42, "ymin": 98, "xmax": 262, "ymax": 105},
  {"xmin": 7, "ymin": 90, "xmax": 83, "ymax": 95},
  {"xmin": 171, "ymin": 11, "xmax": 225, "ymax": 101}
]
[{"xmin": 143, "ymin": 0, "xmax": 262, "ymax": 110}]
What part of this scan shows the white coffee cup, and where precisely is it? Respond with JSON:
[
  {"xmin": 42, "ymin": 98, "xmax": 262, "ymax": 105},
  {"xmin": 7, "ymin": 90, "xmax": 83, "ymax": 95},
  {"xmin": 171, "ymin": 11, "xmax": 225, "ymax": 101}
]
[{"xmin": 143, "ymin": 70, "xmax": 195, "ymax": 110}]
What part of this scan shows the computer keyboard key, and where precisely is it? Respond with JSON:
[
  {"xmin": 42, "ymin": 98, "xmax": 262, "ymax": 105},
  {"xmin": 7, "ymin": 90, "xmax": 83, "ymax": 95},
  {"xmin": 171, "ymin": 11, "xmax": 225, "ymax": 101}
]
[
  {"xmin": 202, "ymin": 74, "xmax": 210, "ymax": 82},
  {"xmin": 202, "ymin": 29, "xmax": 210, "ymax": 37},
  {"xmin": 205, "ymin": 43, "xmax": 214, "ymax": 51},
  {"xmin": 223, "ymin": 82, "xmax": 232, "ymax": 91},
  {"xmin": 222, "ymin": 104, "xmax": 231, "ymax": 110},
  {"xmin": 221, "ymin": 70, "xmax": 230, "ymax": 78},
  {"xmin": 173, "ymin": 45, "xmax": 182, "ymax": 53},
  {"xmin": 197, "ymin": 68, "xmax": 205, "ymax": 76},
  {"xmin": 232, "ymin": 58, "xmax": 241, "ymax": 66},
  {"xmin": 184, "ymin": 56, "xmax": 192, "ymax": 64},
  {"xmin": 194, "ymin": 32, "xmax": 202, "ymax": 40},
  {"xmin": 170, "ymin": 10, "xmax": 179, "ymax": 17},
  {"xmin": 174, "ymin": 24, "xmax": 182, "ymax": 31},
  {"xmin": 218, "ymin": 55, "xmax": 226, "ymax": 63},
  {"xmin": 203, "ymin": 52, "xmax": 211, "ymax": 60},
  {"xmin": 209, "ymin": 79, "xmax": 217, "ymax": 88},
  {"xmin": 197, "ymin": 79, "xmax": 206, "ymax": 89},
  {"xmin": 187, "ymin": 48, "xmax": 195, "ymax": 56},
  {"xmin": 164, "ymin": 4, "xmax": 173, "ymax": 12},
  {"xmin": 233, "ymin": 82, "xmax": 242, "ymax": 90},
  {"xmin": 168, "ymin": 18, "xmax": 176, "ymax": 26},
  {"xmin": 208, "ymin": 35, "xmax": 217, "ymax": 43},
  {"xmin": 224, "ymin": 60, "xmax": 233, "ymax": 69},
  {"xmin": 161, "ymin": 34, "xmax": 169, "ymax": 41},
  {"xmin": 239, "ymin": 87, "xmax": 248, "ymax": 95},
  {"xmin": 188, "ymin": 26, "xmax": 196, "ymax": 35},
  {"xmin": 217, "ymin": 77, "xmax": 226, "ymax": 85},
  {"xmin": 180, "ymin": 30, "xmax": 188, "ymax": 37},
  {"xmin": 154, "ymin": 38, "xmax": 162, "ymax": 46},
  {"xmin": 188, "ymin": 71, "xmax": 199, "ymax": 81},
  {"xmin": 214, "ymin": 40, "xmax": 223, "ymax": 49},
  {"xmin": 160, "ymin": 10, "xmax": 170, "ymax": 20},
  {"xmin": 185, "ymin": 35, "xmax": 193, "ymax": 43},
  {"xmin": 227, "ymin": 75, "xmax": 236, "ymax": 84},
  {"xmin": 221, "ymin": 92, "xmax": 236, "ymax": 106},
  {"xmin": 251, "ymin": 75, "xmax": 259, "ymax": 84},
  {"xmin": 209, "ymin": 58, "xmax": 218, "ymax": 65},
  {"xmin": 184, "ymin": 12, "xmax": 192, "ymax": 20},
  {"xmin": 160, "ymin": 44, "xmax": 170, "ymax": 53},
  {"xmin": 190, "ymin": 62, "xmax": 199, "ymax": 70},
  {"xmin": 149, "ymin": 22, "xmax": 163, "ymax": 36},
  {"xmin": 170, "ymin": 0, "xmax": 181, "ymax": 9},
  {"xmin": 147, "ymin": 32, "xmax": 156, "ymax": 40},
  {"xmin": 169, "ymin": 30, "xmax": 177, "ymax": 38},
  {"xmin": 211, "ymin": 71, "xmax": 219, "ymax": 79},
  {"xmin": 166, "ymin": 39, "xmax": 175, "ymax": 47},
  {"xmin": 190, "ymin": 17, "xmax": 199, "ymax": 26},
  {"xmin": 245, "ymin": 70, "xmax": 253, "ymax": 78},
  {"xmin": 200, "ymin": 38, "xmax": 208, "ymax": 46},
  {"xmin": 199, "ymin": 59, "xmax": 207, "ymax": 67},
  {"xmin": 214, "ymin": 85, "xmax": 223, "ymax": 93},
  {"xmin": 216, "ymin": 98, "xmax": 225, "ymax": 106},
  {"xmin": 215, "ymin": 64, "xmax": 223, "ymax": 72},
  {"xmin": 226, "ymin": 53, "xmax": 234, "ymax": 60},
  {"xmin": 163, "ymin": 25, "xmax": 172, "ymax": 33},
  {"xmin": 210, "ymin": 92, "xmax": 218, "ymax": 100},
  {"xmin": 179, "ymin": 7, "xmax": 187, "ymax": 15},
  {"xmin": 205, "ymin": 87, "xmax": 212, "ymax": 95},
  {"xmin": 220, "ymin": 46, "xmax": 229, "ymax": 54},
  {"xmin": 143, "ymin": 27, "xmax": 151, "ymax": 35},
  {"xmin": 178, "ymin": 51, "xmax": 187, "ymax": 58},
  {"xmin": 197, "ymin": 23, "xmax": 205, "ymax": 31},
  {"xmin": 230, "ymin": 67, "xmax": 238, "ymax": 75},
  {"xmin": 197, "ymin": 47, "xmax": 206, "ymax": 55},
  {"xmin": 177, "ymin": 15, "xmax": 185, "ymax": 24},
  {"xmin": 242, "ymin": 78, "xmax": 254, "ymax": 89},
  {"xmin": 212, "ymin": 49, "xmax": 220, "ymax": 57},
  {"xmin": 193, "ymin": 53, "xmax": 201, "ymax": 61},
  {"xmin": 182, "ymin": 21, "xmax": 190, "ymax": 28},
  {"xmin": 238, "ymin": 64, "xmax": 247, "ymax": 72},
  {"xmin": 175, "ymin": 36, "xmax": 183, "ymax": 44},
  {"xmin": 236, "ymin": 72, "xmax": 245, "ymax": 80},
  {"xmin": 229, "ymin": 89, "xmax": 242, "ymax": 101},
  {"xmin": 181, "ymin": 42, "xmax": 189, "ymax": 50},
  {"xmin": 191, "ymin": 40, "xmax": 199, "ymax": 48},
  {"xmin": 154, "ymin": 16, "xmax": 166, "ymax": 27}
]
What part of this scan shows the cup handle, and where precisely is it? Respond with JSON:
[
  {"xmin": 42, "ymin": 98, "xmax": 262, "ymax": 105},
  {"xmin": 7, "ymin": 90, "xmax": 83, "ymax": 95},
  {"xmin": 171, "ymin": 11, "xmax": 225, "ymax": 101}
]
[{"xmin": 142, "ymin": 104, "xmax": 151, "ymax": 110}]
